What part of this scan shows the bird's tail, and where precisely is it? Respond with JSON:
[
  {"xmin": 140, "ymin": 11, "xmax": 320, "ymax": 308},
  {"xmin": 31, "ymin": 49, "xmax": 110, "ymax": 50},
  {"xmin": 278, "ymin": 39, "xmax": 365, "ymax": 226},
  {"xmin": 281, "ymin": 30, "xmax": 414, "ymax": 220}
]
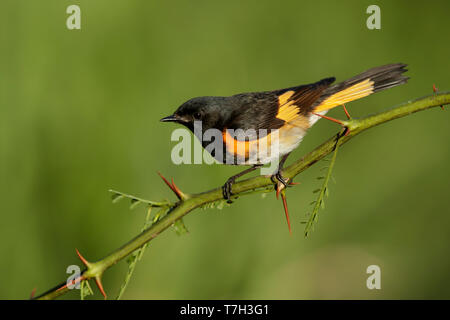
[{"xmin": 313, "ymin": 63, "xmax": 408, "ymax": 112}]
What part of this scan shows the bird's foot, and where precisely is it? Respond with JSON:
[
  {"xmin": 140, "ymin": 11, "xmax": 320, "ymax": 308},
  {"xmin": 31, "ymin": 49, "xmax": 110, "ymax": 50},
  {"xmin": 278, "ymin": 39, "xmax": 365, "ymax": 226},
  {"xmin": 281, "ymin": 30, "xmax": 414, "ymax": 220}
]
[
  {"xmin": 271, "ymin": 171, "xmax": 299, "ymax": 199},
  {"xmin": 273, "ymin": 171, "xmax": 288, "ymax": 188},
  {"xmin": 222, "ymin": 178, "xmax": 235, "ymax": 203}
]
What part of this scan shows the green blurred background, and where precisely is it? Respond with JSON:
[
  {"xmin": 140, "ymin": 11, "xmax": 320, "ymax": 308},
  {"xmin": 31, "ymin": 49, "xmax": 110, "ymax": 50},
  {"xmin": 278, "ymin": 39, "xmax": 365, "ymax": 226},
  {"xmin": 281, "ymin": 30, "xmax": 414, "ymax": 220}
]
[{"xmin": 1, "ymin": 0, "xmax": 449, "ymax": 299}]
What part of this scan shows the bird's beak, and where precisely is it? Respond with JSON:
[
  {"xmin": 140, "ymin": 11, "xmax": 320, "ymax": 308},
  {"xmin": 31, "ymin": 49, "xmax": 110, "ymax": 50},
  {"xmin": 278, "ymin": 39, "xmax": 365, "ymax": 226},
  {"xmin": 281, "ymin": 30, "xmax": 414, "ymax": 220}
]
[{"xmin": 160, "ymin": 114, "xmax": 179, "ymax": 122}]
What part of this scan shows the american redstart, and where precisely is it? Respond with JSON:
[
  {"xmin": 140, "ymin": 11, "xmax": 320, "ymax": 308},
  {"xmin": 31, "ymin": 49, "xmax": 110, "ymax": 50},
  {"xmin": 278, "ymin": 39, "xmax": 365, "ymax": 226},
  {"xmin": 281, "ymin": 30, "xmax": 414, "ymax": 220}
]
[{"xmin": 161, "ymin": 63, "xmax": 408, "ymax": 205}]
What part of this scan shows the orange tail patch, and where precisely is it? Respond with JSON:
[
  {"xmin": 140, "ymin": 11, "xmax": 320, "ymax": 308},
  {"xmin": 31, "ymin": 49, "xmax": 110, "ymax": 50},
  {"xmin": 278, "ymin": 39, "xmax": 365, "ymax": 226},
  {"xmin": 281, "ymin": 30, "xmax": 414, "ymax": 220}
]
[{"xmin": 314, "ymin": 79, "xmax": 374, "ymax": 112}]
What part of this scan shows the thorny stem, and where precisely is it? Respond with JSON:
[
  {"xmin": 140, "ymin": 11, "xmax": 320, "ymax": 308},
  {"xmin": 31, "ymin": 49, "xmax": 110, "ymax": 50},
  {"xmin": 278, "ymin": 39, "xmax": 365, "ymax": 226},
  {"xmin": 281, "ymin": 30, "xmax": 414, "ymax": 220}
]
[{"xmin": 35, "ymin": 92, "xmax": 449, "ymax": 300}]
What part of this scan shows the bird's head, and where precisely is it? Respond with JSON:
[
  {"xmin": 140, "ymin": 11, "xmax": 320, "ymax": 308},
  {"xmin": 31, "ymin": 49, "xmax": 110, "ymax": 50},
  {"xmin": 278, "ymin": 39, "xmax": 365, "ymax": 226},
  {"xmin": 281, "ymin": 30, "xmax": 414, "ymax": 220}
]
[{"xmin": 160, "ymin": 96, "xmax": 227, "ymax": 132}]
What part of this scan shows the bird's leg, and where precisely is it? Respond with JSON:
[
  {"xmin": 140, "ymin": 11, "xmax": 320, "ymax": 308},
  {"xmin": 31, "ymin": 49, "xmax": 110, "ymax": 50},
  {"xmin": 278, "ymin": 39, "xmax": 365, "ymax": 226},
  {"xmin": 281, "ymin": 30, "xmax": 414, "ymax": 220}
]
[
  {"xmin": 222, "ymin": 164, "xmax": 262, "ymax": 203},
  {"xmin": 271, "ymin": 153, "xmax": 291, "ymax": 187}
]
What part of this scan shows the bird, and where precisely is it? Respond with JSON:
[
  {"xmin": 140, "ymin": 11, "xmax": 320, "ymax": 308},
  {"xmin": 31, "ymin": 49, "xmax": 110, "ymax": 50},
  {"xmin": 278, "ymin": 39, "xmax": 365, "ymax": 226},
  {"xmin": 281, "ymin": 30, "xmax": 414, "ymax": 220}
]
[{"xmin": 161, "ymin": 63, "xmax": 408, "ymax": 227}]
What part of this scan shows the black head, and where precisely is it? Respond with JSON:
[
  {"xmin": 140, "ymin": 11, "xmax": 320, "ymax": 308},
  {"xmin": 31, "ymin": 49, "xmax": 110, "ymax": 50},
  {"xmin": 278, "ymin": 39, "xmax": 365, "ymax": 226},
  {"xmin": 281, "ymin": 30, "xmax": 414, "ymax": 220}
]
[{"xmin": 160, "ymin": 96, "xmax": 228, "ymax": 132}]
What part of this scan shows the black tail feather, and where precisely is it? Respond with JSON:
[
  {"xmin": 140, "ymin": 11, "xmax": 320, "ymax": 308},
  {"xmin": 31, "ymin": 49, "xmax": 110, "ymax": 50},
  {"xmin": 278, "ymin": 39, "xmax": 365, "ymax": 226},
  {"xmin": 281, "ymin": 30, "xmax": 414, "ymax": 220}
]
[{"xmin": 328, "ymin": 63, "xmax": 409, "ymax": 95}]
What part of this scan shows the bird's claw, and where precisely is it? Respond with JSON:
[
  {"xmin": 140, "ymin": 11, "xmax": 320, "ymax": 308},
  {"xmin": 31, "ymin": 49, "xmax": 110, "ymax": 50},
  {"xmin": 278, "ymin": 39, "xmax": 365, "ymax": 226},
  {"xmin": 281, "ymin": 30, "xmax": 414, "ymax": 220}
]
[
  {"xmin": 271, "ymin": 172, "xmax": 289, "ymax": 199},
  {"xmin": 222, "ymin": 179, "xmax": 234, "ymax": 203},
  {"xmin": 275, "ymin": 172, "xmax": 288, "ymax": 187}
]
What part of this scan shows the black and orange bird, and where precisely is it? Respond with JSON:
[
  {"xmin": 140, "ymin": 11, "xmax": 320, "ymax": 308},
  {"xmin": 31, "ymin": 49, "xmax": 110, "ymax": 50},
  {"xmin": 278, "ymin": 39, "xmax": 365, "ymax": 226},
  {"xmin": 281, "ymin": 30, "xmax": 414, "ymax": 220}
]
[{"xmin": 161, "ymin": 64, "xmax": 408, "ymax": 230}]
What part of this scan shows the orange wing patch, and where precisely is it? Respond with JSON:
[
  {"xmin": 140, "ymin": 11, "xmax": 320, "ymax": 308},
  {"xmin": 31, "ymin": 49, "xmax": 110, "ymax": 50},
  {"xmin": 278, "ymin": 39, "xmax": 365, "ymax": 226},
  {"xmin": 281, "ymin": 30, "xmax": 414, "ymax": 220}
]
[
  {"xmin": 278, "ymin": 90, "xmax": 295, "ymax": 106},
  {"xmin": 276, "ymin": 90, "xmax": 300, "ymax": 123},
  {"xmin": 275, "ymin": 90, "xmax": 311, "ymax": 129}
]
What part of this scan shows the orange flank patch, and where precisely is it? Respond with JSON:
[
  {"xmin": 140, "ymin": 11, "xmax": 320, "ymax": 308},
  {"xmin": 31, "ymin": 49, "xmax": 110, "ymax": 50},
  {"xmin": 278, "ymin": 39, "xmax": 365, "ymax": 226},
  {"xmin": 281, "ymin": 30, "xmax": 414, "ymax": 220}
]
[
  {"xmin": 315, "ymin": 79, "xmax": 375, "ymax": 112},
  {"xmin": 222, "ymin": 122, "xmax": 306, "ymax": 165},
  {"xmin": 222, "ymin": 129, "xmax": 250, "ymax": 158},
  {"xmin": 222, "ymin": 129, "xmax": 273, "ymax": 159}
]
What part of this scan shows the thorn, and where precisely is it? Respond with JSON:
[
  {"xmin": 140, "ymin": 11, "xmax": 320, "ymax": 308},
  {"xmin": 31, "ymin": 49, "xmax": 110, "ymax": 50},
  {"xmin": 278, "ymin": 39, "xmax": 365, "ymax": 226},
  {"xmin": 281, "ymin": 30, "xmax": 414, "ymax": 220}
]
[
  {"xmin": 75, "ymin": 248, "xmax": 107, "ymax": 299},
  {"xmin": 433, "ymin": 84, "xmax": 444, "ymax": 110},
  {"xmin": 56, "ymin": 248, "xmax": 89, "ymax": 292},
  {"xmin": 158, "ymin": 171, "xmax": 173, "ymax": 192},
  {"xmin": 30, "ymin": 288, "xmax": 36, "ymax": 299},
  {"xmin": 95, "ymin": 276, "xmax": 107, "ymax": 300},
  {"xmin": 171, "ymin": 178, "xmax": 184, "ymax": 199},
  {"xmin": 274, "ymin": 181, "xmax": 292, "ymax": 234},
  {"xmin": 76, "ymin": 248, "xmax": 91, "ymax": 268},
  {"xmin": 343, "ymin": 127, "xmax": 350, "ymax": 137},
  {"xmin": 158, "ymin": 172, "xmax": 186, "ymax": 200},
  {"xmin": 312, "ymin": 112, "xmax": 344, "ymax": 125},
  {"xmin": 57, "ymin": 249, "xmax": 107, "ymax": 299},
  {"xmin": 56, "ymin": 284, "xmax": 66, "ymax": 292},
  {"xmin": 342, "ymin": 104, "xmax": 351, "ymax": 119},
  {"xmin": 280, "ymin": 190, "xmax": 292, "ymax": 234},
  {"xmin": 342, "ymin": 105, "xmax": 352, "ymax": 136},
  {"xmin": 313, "ymin": 112, "xmax": 351, "ymax": 136},
  {"xmin": 56, "ymin": 274, "xmax": 85, "ymax": 292}
]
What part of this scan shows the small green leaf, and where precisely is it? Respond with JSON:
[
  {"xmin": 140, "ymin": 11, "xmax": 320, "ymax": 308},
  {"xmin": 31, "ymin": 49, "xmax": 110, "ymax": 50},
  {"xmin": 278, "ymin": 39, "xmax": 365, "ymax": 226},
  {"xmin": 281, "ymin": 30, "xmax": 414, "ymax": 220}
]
[
  {"xmin": 173, "ymin": 219, "xmax": 188, "ymax": 235},
  {"xmin": 153, "ymin": 209, "xmax": 164, "ymax": 223},
  {"xmin": 216, "ymin": 200, "xmax": 225, "ymax": 209},
  {"xmin": 80, "ymin": 279, "xmax": 93, "ymax": 300},
  {"xmin": 108, "ymin": 189, "xmax": 171, "ymax": 208},
  {"xmin": 111, "ymin": 193, "xmax": 124, "ymax": 203},
  {"xmin": 129, "ymin": 198, "xmax": 141, "ymax": 210},
  {"xmin": 117, "ymin": 206, "xmax": 155, "ymax": 300},
  {"xmin": 304, "ymin": 137, "xmax": 340, "ymax": 237}
]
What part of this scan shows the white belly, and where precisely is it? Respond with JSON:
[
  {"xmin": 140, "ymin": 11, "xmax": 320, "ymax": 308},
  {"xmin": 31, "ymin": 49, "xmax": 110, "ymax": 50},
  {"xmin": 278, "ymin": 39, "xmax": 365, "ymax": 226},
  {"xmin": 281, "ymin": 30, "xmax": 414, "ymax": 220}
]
[
  {"xmin": 243, "ymin": 125, "xmax": 306, "ymax": 165},
  {"xmin": 242, "ymin": 110, "xmax": 327, "ymax": 165}
]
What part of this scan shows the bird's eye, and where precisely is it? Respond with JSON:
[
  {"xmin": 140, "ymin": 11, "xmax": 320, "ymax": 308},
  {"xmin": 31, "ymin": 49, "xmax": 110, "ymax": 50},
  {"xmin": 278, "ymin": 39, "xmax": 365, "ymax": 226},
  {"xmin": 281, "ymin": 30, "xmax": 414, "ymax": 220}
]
[{"xmin": 193, "ymin": 112, "xmax": 202, "ymax": 119}]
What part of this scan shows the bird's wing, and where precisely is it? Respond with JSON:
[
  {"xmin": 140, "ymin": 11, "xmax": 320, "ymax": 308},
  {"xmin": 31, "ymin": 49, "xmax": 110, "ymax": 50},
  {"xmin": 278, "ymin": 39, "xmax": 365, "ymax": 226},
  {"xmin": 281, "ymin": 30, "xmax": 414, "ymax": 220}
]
[{"xmin": 224, "ymin": 77, "xmax": 335, "ymax": 141}]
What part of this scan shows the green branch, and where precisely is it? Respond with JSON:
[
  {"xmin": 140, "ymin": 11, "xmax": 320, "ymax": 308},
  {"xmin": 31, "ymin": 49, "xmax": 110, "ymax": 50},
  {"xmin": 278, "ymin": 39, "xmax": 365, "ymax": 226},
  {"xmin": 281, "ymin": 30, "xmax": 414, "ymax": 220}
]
[{"xmin": 35, "ymin": 92, "xmax": 449, "ymax": 300}]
